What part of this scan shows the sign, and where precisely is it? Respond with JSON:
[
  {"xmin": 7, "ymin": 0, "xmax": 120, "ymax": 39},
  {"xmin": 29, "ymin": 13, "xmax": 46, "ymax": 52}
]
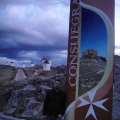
[{"xmin": 65, "ymin": 0, "xmax": 114, "ymax": 120}]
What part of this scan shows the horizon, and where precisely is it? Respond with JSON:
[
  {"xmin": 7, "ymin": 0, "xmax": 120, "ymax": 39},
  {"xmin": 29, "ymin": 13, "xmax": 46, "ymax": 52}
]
[{"xmin": 0, "ymin": 0, "xmax": 119, "ymax": 67}]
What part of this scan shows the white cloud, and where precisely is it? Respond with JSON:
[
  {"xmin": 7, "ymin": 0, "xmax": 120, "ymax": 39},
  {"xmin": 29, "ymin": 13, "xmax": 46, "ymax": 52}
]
[
  {"xmin": 0, "ymin": 57, "xmax": 14, "ymax": 65},
  {"xmin": 115, "ymin": 1, "xmax": 120, "ymax": 45},
  {"xmin": 115, "ymin": 46, "xmax": 120, "ymax": 55},
  {"xmin": 115, "ymin": 18, "xmax": 120, "ymax": 46},
  {"xmin": 0, "ymin": 56, "xmax": 31, "ymax": 67},
  {"xmin": 34, "ymin": 50, "xmax": 68, "ymax": 66},
  {"xmin": 18, "ymin": 51, "xmax": 40, "ymax": 59},
  {"xmin": 51, "ymin": 50, "xmax": 68, "ymax": 58},
  {"xmin": 115, "ymin": 0, "xmax": 120, "ymax": 55}
]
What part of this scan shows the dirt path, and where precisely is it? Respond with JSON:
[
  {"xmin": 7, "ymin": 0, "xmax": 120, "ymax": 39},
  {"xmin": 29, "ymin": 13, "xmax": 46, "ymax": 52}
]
[{"xmin": 15, "ymin": 69, "xmax": 26, "ymax": 81}]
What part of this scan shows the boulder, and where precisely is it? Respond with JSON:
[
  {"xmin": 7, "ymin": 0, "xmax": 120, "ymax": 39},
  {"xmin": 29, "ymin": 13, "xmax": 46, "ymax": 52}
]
[
  {"xmin": 0, "ymin": 87, "xmax": 12, "ymax": 110},
  {"xmin": 4, "ymin": 85, "xmax": 36, "ymax": 116},
  {"xmin": 21, "ymin": 97, "xmax": 43, "ymax": 118},
  {"xmin": 36, "ymin": 85, "xmax": 52, "ymax": 102}
]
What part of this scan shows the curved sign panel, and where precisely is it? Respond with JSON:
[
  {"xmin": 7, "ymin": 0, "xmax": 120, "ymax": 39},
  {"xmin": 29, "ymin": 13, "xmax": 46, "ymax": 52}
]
[{"xmin": 65, "ymin": 0, "xmax": 114, "ymax": 120}]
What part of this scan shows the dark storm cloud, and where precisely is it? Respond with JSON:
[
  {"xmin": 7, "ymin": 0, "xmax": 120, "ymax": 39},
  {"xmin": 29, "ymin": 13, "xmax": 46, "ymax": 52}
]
[
  {"xmin": 0, "ymin": 1, "xmax": 69, "ymax": 66},
  {"xmin": 0, "ymin": 0, "xmax": 119, "ymax": 67},
  {"xmin": 0, "ymin": 0, "xmax": 69, "ymax": 46},
  {"xmin": 0, "ymin": 0, "xmax": 69, "ymax": 67},
  {"xmin": 0, "ymin": 36, "xmax": 67, "ymax": 56}
]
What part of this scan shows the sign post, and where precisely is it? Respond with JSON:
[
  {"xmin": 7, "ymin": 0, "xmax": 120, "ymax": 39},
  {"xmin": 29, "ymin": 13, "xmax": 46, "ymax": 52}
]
[{"xmin": 65, "ymin": 0, "xmax": 114, "ymax": 120}]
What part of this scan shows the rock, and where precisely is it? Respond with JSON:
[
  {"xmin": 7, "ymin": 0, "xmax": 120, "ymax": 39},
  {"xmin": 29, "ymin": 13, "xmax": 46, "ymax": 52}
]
[
  {"xmin": 0, "ymin": 61, "xmax": 120, "ymax": 119},
  {"xmin": 113, "ymin": 66, "xmax": 120, "ymax": 120},
  {"xmin": 21, "ymin": 97, "xmax": 43, "ymax": 118},
  {"xmin": 0, "ymin": 65, "xmax": 66, "ymax": 119},
  {"xmin": 4, "ymin": 85, "xmax": 37, "ymax": 116},
  {"xmin": 36, "ymin": 85, "xmax": 52, "ymax": 102},
  {"xmin": 0, "ymin": 87, "xmax": 13, "ymax": 110}
]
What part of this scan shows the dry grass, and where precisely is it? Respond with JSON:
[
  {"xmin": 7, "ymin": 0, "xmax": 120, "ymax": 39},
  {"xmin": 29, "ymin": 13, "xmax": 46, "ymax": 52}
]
[{"xmin": 0, "ymin": 65, "xmax": 17, "ymax": 89}]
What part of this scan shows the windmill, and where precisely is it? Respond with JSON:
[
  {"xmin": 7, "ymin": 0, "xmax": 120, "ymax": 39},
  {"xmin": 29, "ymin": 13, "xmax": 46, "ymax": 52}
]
[
  {"xmin": 11, "ymin": 62, "xmax": 14, "ymax": 66},
  {"xmin": 31, "ymin": 62, "xmax": 34, "ymax": 67},
  {"xmin": 6, "ymin": 61, "xmax": 8, "ymax": 65},
  {"xmin": 22, "ymin": 63, "xmax": 25, "ymax": 68},
  {"xmin": 41, "ymin": 57, "xmax": 51, "ymax": 71}
]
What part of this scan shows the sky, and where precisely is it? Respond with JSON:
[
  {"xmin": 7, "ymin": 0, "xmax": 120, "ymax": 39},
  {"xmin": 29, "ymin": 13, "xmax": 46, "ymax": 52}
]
[
  {"xmin": 80, "ymin": 8, "xmax": 107, "ymax": 58},
  {"xmin": 0, "ymin": 0, "xmax": 120, "ymax": 67}
]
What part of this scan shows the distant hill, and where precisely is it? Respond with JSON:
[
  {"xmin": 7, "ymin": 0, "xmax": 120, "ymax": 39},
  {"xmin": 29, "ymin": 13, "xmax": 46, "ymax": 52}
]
[
  {"xmin": 23, "ymin": 65, "xmax": 66, "ymax": 80},
  {"xmin": 0, "ymin": 64, "xmax": 66, "ymax": 90},
  {"xmin": 0, "ymin": 65, "xmax": 17, "ymax": 89}
]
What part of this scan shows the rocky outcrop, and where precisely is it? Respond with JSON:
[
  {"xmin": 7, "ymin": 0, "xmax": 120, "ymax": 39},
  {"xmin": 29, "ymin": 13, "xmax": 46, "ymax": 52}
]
[
  {"xmin": 0, "ymin": 58, "xmax": 120, "ymax": 120},
  {"xmin": 0, "ymin": 80, "xmax": 52, "ymax": 119},
  {"xmin": 4, "ymin": 85, "xmax": 36, "ymax": 114},
  {"xmin": 20, "ymin": 98, "xmax": 43, "ymax": 118},
  {"xmin": 79, "ymin": 57, "xmax": 106, "ymax": 96},
  {"xmin": 113, "ymin": 66, "xmax": 120, "ymax": 120},
  {"xmin": 113, "ymin": 55, "xmax": 120, "ymax": 120},
  {"xmin": 0, "ymin": 87, "xmax": 12, "ymax": 110},
  {"xmin": 0, "ymin": 65, "xmax": 66, "ymax": 119}
]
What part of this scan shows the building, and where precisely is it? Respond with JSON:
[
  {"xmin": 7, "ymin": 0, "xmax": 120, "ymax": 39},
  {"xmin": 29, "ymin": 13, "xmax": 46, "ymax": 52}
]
[{"xmin": 82, "ymin": 49, "xmax": 98, "ymax": 58}]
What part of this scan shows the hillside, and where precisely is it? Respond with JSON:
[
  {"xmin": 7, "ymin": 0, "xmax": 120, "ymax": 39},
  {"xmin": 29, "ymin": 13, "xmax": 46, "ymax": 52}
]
[
  {"xmin": 0, "ymin": 65, "xmax": 67, "ymax": 119},
  {"xmin": 79, "ymin": 57, "xmax": 106, "ymax": 96},
  {"xmin": 23, "ymin": 65, "xmax": 66, "ymax": 80},
  {"xmin": 0, "ymin": 55, "xmax": 120, "ymax": 120},
  {"xmin": 0, "ymin": 65, "xmax": 17, "ymax": 89}
]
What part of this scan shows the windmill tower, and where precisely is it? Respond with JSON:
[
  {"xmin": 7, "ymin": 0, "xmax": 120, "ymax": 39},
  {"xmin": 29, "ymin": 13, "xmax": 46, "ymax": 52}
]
[
  {"xmin": 11, "ymin": 62, "xmax": 14, "ymax": 66},
  {"xmin": 6, "ymin": 61, "xmax": 8, "ymax": 65},
  {"xmin": 22, "ymin": 63, "xmax": 25, "ymax": 68},
  {"xmin": 31, "ymin": 62, "xmax": 34, "ymax": 67},
  {"xmin": 41, "ymin": 57, "xmax": 51, "ymax": 71}
]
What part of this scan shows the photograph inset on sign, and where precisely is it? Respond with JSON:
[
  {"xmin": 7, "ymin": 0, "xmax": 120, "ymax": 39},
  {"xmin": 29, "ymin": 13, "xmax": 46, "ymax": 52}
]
[{"xmin": 78, "ymin": 8, "xmax": 107, "ymax": 96}]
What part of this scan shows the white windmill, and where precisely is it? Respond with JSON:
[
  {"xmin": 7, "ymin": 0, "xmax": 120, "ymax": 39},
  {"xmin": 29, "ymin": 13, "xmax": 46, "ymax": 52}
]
[
  {"xmin": 31, "ymin": 62, "xmax": 34, "ymax": 67},
  {"xmin": 41, "ymin": 57, "xmax": 51, "ymax": 71},
  {"xmin": 11, "ymin": 62, "xmax": 14, "ymax": 66},
  {"xmin": 6, "ymin": 61, "xmax": 9, "ymax": 65},
  {"xmin": 22, "ymin": 63, "xmax": 25, "ymax": 68}
]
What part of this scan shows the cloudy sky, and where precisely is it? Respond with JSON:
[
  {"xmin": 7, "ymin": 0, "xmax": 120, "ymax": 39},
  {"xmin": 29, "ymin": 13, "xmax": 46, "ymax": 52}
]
[{"xmin": 0, "ymin": 0, "xmax": 120, "ymax": 67}]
